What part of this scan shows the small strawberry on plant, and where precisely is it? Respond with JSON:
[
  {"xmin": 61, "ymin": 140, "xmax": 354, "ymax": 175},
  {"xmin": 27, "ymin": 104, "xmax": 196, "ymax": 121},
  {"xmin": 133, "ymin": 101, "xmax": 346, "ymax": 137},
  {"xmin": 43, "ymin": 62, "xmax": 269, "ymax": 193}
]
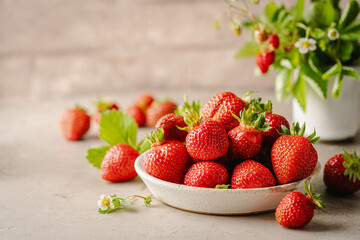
[
  {"xmin": 276, "ymin": 183, "xmax": 326, "ymax": 228},
  {"xmin": 268, "ymin": 34, "xmax": 280, "ymax": 50},
  {"xmin": 271, "ymin": 123, "xmax": 319, "ymax": 185},
  {"xmin": 323, "ymin": 150, "xmax": 360, "ymax": 195},
  {"xmin": 59, "ymin": 105, "xmax": 90, "ymax": 141},
  {"xmin": 97, "ymin": 194, "xmax": 152, "ymax": 214}
]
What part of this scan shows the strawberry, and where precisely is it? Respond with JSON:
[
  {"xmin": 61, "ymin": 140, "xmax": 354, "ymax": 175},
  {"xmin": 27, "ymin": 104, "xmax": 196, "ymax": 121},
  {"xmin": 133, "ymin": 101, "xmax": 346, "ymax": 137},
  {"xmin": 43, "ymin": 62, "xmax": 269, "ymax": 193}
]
[
  {"xmin": 184, "ymin": 161, "xmax": 228, "ymax": 188},
  {"xmin": 184, "ymin": 109, "xmax": 229, "ymax": 161},
  {"xmin": 93, "ymin": 98, "xmax": 119, "ymax": 123},
  {"xmin": 59, "ymin": 106, "xmax": 90, "ymax": 141},
  {"xmin": 276, "ymin": 183, "xmax": 326, "ymax": 228},
  {"xmin": 146, "ymin": 100, "xmax": 177, "ymax": 127},
  {"xmin": 200, "ymin": 92, "xmax": 245, "ymax": 132},
  {"xmin": 135, "ymin": 93, "xmax": 154, "ymax": 112},
  {"xmin": 323, "ymin": 150, "xmax": 360, "ymax": 194},
  {"xmin": 254, "ymin": 29, "xmax": 268, "ymax": 43},
  {"xmin": 125, "ymin": 105, "xmax": 146, "ymax": 127},
  {"xmin": 143, "ymin": 129, "xmax": 189, "ymax": 184},
  {"xmin": 155, "ymin": 113, "xmax": 188, "ymax": 142},
  {"xmin": 101, "ymin": 143, "xmax": 139, "ymax": 182},
  {"xmin": 268, "ymin": 34, "xmax": 280, "ymax": 49},
  {"xmin": 228, "ymin": 108, "xmax": 270, "ymax": 161},
  {"xmin": 262, "ymin": 51, "xmax": 275, "ymax": 67},
  {"xmin": 256, "ymin": 54, "xmax": 268, "ymax": 74},
  {"xmin": 250, "ymin": 99, "xmax": 290, "ymax": 146},
  {"xmin": 231, "ymin": 160, "xmax": 276, "ymax": 189},
  {"xmin": 271, "ymin": 123, "xmax": 319, "ymax": 185}
]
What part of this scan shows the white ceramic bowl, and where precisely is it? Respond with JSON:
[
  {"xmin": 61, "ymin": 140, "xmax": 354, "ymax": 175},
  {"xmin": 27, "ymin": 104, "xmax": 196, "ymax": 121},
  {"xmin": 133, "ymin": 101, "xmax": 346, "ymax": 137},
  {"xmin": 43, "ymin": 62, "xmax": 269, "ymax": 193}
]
[{"xmin": 135, "ymin": 152, "xmax": 321, "ymax": 215}]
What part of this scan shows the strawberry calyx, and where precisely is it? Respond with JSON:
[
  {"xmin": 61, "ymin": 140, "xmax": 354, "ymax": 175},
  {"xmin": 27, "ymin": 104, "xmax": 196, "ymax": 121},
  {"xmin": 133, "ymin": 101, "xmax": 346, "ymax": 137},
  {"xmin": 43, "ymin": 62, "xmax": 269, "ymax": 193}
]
[
  {"xmin": 174, "ymin": 95, "xmax": 201, "ymax": 117},
  {"xmin": 241, "ymin": 91, "xmax": 255, "ymax": 108},
  {"xmin": 146, "ymin": 128, "xmax": 166, "ymax": 146},
  {"xmin": 178, "ymin": 107, "xmax": 202, "ymax": 132},
  {"xmin": 232, "ymin": 108, "xmax": 270, "ymax": 131},
  {"xmin": 247, "ymin": 98, "xmax": 273, "ymax": 115},
  {"xmin": 304, "ymin": 183, "xmax": 326, "ymax": 212},
  {"xmin": 342, "ymin": 150, "xmax": 360, "ymax": 182},
  {"xmin": 280, "ymin": 122, "xmax": 320, "ymax": 144}
]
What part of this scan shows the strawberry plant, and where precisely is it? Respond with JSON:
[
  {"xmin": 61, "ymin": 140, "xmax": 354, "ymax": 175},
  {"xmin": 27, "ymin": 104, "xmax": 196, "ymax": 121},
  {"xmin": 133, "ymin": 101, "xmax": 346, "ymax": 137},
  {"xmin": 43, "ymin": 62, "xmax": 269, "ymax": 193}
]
[{"xmin": 217, "ymin": 0, "xmax": 360, "ymax": 110}]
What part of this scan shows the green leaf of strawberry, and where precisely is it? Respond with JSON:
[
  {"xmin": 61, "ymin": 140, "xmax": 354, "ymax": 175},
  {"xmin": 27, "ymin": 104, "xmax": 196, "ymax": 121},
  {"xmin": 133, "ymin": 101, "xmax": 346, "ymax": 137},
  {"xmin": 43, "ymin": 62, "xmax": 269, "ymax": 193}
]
[
  {"xmin": 99, "ymin": 110, "xmax": 138, "ymax": 148},
  {"xmin": 86, "ymin": 145, "xmax": 111, "ymax": 169}
]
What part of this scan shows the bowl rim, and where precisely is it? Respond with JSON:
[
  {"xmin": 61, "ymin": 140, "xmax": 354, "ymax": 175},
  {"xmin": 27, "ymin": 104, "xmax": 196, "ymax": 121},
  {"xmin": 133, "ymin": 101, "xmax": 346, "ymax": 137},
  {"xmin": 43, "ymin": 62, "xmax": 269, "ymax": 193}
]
[{"xmin": 135, "ymin": 151, "xmax": 321, "ymax": 193}]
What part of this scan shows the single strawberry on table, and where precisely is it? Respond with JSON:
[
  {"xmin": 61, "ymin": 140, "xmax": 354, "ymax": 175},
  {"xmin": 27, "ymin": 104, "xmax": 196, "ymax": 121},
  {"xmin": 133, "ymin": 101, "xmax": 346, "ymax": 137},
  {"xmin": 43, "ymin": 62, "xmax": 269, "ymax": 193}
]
[
  {"xmin": 183, "ymin": 109, "xmax": 229, "ymax": 161},
  {"xmin": 135, "ymin": 93, "xmax": 154, "ymax": 112},
  {"xmin": 271, "ymin": 123, "xmax": 319, "ymax": 185},
  {"xmin": 276, "ymin": 183, "xmax": 326, "ymax": 228},
  {"xmin": 59, "ymin": 105, "xmax": 90, "ymax": 141},
  {"xmin": 146, "ymin": 100, "xmax": 177, "ymax": 127},
  {"xmin": 101, "ymin": 143, "xmax": 139, "ymax": 182},
  {"xmin": 125, "ymin": 105, "xmax": 146, "ymax": 127},
  {"xmin": 231, "ymin": 160, "xmax": 276, "ymax": 189},
  {"xmin": 86, "ymin": 110, "xmax": 151, "ymax": 182},
  {"xmin": 323, "ymin": 150, "xmax": 360, "ymax": 195},
  {"xmin": 228, "ymin": 108, "xmax": 270, "ymax": 161},
  {"xmin": 184, "ymin": 161, "xmax": 228, "ymax": 188},
  {"xmin": 93, "ymin": 98, "xmax": 119, "ymax": 123},
  {"xmin": 143, "ymin": 128, "xmax": 189, "ymax": 184},
  {"xmin": 201, "ymin": 91, "xmax": 245, "ymax": 132}
]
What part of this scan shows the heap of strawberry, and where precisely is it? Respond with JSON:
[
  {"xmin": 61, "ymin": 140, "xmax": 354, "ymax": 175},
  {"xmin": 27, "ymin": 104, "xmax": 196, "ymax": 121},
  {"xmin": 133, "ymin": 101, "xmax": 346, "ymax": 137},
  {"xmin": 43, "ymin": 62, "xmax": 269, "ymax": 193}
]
[{"xmin": 143, "ymin": 91, "xmax": 320, "ymax": 191}]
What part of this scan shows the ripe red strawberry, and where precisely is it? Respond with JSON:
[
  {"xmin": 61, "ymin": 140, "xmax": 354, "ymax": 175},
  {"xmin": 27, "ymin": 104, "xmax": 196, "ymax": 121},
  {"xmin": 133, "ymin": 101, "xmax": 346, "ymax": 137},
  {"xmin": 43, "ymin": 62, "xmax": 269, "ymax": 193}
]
[
  {"xmin": 271, "ymin": 123, "xmax": 319, "ymax": 185},
  {"xmin": 101, "ymin": 143, "xmax": 139, "ymax": 182},
  {"xmin": 201, "ymin": 91, "xmax": 245, "ymax": 132},
  {"xmin": 268, "ymin": 34, "xmax": 280, "ymax": 49},
  {"xmin": 262, "ymin": 51, "xmax": 275, "ymax": 67},
  {"xmin": 125, "ymin": 105, "xmax": 146, "ymax": 127},
  {"xmin": 276, "ymin": 183, "xmax": 326, "ymax": 228},
  {"xmin": 184, "ymin": 161, "xmax": 228, "ymax": 188},
  {"xmin": 250, "ymin": 99, "xmax": 290, "ymax": 146},
  {"xmin": 143, "ymin": 129, "xmax": 189, "ymax": 184},
  {"xmin": 135, "ymin": 93, "xmax": 154, "ymax": 112},
  {"xmin": 231, "ymin": 160, "xmax": 276, "ymax": 189},
  {"xmin": 185, "ymin": 112, "xmax": 229, "ymax": 161},
  {"xmin": 146, "ymin": 100, "xmax": 177, "ymax": 127},
  {"xmin": 59, "ymin": 106, "xmax": 90, "ymax": 141},
  {"xmin": 256, "ymin": 54, "xmax": 268, "ymax": 74},
  {"xmin": 228, "ymin": 108, "xmax": 270, "ymax": 161},
  {"xmin": 93, "ymin": 98, "xmax": 119, "ymax": 123},
  {"xmin": 155, "ymin": 113, "xmax": 188, "ymax": 142},
  {"xmin": 323, "ymin": 150, "xmax": 360, "ymax": 194}
]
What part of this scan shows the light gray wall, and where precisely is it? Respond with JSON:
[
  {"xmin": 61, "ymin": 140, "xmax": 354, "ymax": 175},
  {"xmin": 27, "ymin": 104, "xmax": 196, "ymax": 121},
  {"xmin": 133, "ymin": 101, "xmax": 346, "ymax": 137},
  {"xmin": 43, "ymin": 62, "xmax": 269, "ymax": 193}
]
[{"xmin": 0, "ymin": 0, "xmax": 295, "ymax": 103}]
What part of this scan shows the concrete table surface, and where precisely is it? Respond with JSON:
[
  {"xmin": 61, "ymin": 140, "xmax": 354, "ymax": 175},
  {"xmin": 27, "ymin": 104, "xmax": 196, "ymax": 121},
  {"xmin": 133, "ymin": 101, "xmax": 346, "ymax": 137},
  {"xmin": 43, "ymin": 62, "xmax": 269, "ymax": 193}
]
[{"xmin": 1, "ymin": 89, "xmax": 360, "ymax": 240}]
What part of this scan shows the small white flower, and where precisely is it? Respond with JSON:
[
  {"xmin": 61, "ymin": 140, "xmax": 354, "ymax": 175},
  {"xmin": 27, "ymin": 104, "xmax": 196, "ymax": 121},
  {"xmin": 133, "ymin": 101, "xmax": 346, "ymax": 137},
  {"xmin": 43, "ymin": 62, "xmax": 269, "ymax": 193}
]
[
  {"xmin": 97, "ymin": 195, "xmax": 114, "ymax": 211},
  {"xmin": 328, "ymin": 28, "xmax": 339, "ymax": 40},
  {"xmin": 295, "ymin": 38, "xmax": 317, "ymax": 54}
]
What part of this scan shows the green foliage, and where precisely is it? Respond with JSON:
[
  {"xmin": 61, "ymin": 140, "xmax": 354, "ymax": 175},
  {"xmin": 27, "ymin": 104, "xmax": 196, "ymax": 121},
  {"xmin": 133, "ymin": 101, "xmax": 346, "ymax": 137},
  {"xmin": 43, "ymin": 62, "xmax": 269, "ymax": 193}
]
[
  {"xmin": 281, "ymin": 122, "xmax": 319, "ymax": 144},
  {"xmin": 342, "ymin": 150, "xmax": 360, "ymax": 182},
  {"xmin": 234, "ymin": 42, "xmax": 259, "ymax": 58},
  {"xmin": 225, "ymin": 0, "xmax": 360, "ymax": 110},
  {"xmin": 215, "ymin": 184, "xmax": 230, "ymax": 189},
  {"xmin": 234, "ymin": 108, "xmax": 271, "ymax": 132},
  {"xmin": 86, "ymin": 145, "xmax": 110, "ymax": 169},
  {"xmin": 304, "ymin": 183, "xmax": 326, "ymax": 212},
  {"xmin": 99, "ymin": 110, "xmax": 138, "ymax": 147}
]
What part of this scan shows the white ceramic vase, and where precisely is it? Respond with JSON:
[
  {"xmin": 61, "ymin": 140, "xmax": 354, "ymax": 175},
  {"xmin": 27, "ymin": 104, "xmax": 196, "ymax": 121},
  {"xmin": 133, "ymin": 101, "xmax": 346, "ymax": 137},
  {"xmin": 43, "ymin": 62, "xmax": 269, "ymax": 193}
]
[{"xmin": 292, "ymin": 67, "xmax": 360, "ymax": 141}]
